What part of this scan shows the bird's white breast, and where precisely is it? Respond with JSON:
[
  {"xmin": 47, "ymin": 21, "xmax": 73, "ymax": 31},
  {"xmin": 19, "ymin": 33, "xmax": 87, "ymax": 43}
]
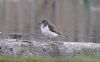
[{"xmin": 41, "ymin": 25, "xmax": 58, "ymax": 38}]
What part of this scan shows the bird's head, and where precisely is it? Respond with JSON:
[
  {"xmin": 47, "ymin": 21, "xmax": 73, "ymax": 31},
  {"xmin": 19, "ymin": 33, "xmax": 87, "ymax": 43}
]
[
  {"xmin": 40, "ymin": 20, "xmax": 50, "ymax": 26},
  {"xmin": 41, "ymin": 20, "xmax": 49, "ymax": 24}
]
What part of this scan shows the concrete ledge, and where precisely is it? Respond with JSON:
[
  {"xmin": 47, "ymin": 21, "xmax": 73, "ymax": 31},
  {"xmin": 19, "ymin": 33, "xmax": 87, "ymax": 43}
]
[{"xmin": 0, "ymin": 40, "xmax": 100, "ymax": 57}]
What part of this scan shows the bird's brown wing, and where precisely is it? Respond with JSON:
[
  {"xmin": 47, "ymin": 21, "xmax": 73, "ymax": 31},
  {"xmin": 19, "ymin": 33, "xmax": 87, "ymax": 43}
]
[{"xmin": 48, "ymin": 24, "xmax": 61, "ymax": 35}]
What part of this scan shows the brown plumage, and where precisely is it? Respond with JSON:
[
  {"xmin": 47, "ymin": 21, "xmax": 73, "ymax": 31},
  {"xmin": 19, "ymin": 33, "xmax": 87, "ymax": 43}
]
[{"xmin": 48, "ymin": 24, "xmax": 61, "ymax": 35}]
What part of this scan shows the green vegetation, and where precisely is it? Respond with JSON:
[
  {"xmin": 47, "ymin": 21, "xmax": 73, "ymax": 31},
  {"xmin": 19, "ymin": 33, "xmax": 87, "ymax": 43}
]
[
  {"xmin": 0, "ymin": 56, "xmax": 100, "ymax": 62},
  {"xmin": 80, "ymin": 48, "xmax": 97, "ymax": 57},
  {"xmin": 82, "ymin": 0, "xmax": 91, "ymax": 9}
]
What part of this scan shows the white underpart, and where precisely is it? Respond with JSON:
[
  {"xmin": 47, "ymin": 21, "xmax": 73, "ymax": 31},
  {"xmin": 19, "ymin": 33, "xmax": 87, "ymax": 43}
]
[{"xmin": 41, "ymin": 24, "xmax": 58, "ymax": 38}]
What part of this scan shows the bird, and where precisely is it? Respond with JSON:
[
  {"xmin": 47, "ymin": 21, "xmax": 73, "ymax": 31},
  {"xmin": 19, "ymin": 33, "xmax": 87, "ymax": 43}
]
[{"xmin": 40, "ymin": 20, "xmax": 61, "ymax": 39}]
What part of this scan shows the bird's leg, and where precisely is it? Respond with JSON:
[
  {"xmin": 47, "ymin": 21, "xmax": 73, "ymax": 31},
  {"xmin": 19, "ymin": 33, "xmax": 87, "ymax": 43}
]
[{"xmin": 45, "ymin": 37, "xmax": 48, "ymax": 42}]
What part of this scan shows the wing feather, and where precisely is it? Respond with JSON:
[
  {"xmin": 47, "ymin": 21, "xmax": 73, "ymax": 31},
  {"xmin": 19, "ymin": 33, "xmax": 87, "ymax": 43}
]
[{"xmin": 48, "ymin": 24, "xmax": 61, "ymax": 35}]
